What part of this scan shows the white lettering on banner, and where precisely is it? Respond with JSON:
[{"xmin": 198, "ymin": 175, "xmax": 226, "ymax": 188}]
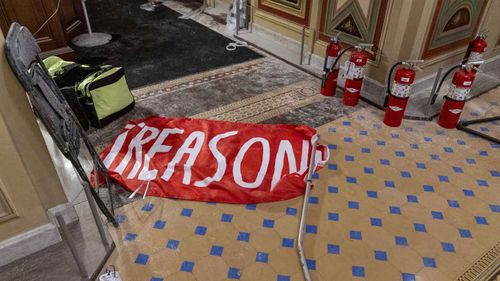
[
  {"xmin": 161, "ymin": 131, "xmax": 205, "ymax": 184},
  {"xmin": 138, "ymin": 128, "xmax": 184, "ymax": 180},
  {"xmin": 299, "ymin": 140, "xmax": 309, "ymax": 174},
  {"xmin": 103, "ymin": 129, "xmax": 131, "ymax": 169},
  {"xmin": 271, "ymin": 140, "xmax": 297, "ymax": 191},
  {"xmin": 115, "ymin": 124, "xmax": 158, "ymax": 176},
  {"xmin": 194, "ymin": 131, "xmax": 239, "ymax": 187},
  {"xmin": 233, "ymin": 137, "xmax": 270, "ymax": 189}
]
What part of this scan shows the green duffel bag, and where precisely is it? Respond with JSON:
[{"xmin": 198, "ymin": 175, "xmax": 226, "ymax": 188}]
[
  {"xmin": 44, "ymin": 56, "xmax": 135, "ymax": 129},
  {"xmin": 76, "ymin": 66, "xmax": 135, "ymax": 128}
]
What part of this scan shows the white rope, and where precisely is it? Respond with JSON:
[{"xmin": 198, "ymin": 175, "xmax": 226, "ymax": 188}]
[
  {"xmin": 226, "ymin": 41, "xmax": 248, "ymax": 51},
  {"xmin": 33, "ymin": 0, "xmax": 62, "ymax": 36}
]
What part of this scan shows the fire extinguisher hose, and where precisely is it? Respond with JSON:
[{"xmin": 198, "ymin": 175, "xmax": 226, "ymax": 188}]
[
  {"xmin": 432, "ymin": 64, "xmax": 462, "ymax": 104},
  {"xmin": 324, "ymin": 46, "xmax": 355, "ymax": 81},
  {"xmin": 384, "ymin": 62, "xmax": 404, "ymax": 107}
]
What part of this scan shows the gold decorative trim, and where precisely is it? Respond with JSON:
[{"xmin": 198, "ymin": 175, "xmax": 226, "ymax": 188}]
[
  {"xmin": 191, "ymin": 79, "xmax": 322, "ymax": 123},
  {"xmin": 456, "ymin": 241, "xmax": 500, "ymax": 281},
  {"xmin": 132, "ymin": 58, "xmax": 269, "ymax": 101}
]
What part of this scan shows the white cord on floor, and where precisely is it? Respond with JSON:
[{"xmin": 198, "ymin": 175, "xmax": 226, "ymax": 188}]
[
  {"xmin": 33, "ymin": 0, "xmax": 62, "ymax": 36},
  {"xmin": 226, "ymin": 41, "xmax": 248, "ymax": 51}
]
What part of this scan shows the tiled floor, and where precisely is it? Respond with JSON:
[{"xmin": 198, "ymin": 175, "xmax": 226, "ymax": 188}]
[{"xmin": 103, "ymin": 88, "xmax": 499, "ymax": 280}]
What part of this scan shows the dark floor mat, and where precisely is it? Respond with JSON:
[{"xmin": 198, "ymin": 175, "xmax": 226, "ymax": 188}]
[{"xmin": 73, "ymin": 0, "xmax": 262, "ymax": 89}]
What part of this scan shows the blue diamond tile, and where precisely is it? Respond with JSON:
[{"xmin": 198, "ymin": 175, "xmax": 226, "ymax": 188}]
[
  {"xmin": 328, "ymin": 163, "xmax": 337, "ymax": 170},
  {"xmin": 423, "ymin": 257, "xmax": 436, "ymax": 268},
  {"xmin": 306, "ymin": 259, "xmax": 316, "ymax": 270},
  {"xmin": 385, "ymin": 180, "xmax": 395, "ymax": 188},
  {"xmin": 391, "ymin": 133, "xmax": 400, "ymax": 139},
  {"xmin": 416, "ymin": 163, "xmax": 427, "ymax": 169},
  {"xmin": 345, "ymin": 155, "xmax": 355, "ymax": 162},
  {"xmin": 309, "ymin": 196, "xmax": 319, "ymax": 204},
  {"xmin": 431, "ymin": 154, "xmax": 441, "ymax": 160},
  {"xmin": 344, "ymin": 137, "xmax": 353, "ymax": 143},
  {"xmin": 312, "ymin": 172, "xmax": 320, "ymax": 179},
  {"xmin": 402, "ymin": 273, "xmax": 416, "ymax": 281},
  {"xmin": 350, "ymin": 231, "xmax": 362, "ymax": 240},
  {"xmin": 410, "ymin": 144, "xmax": 419, "ymax": 149},
  {"xmin": 238, "ymin": 232, "xmax": 250, "ymax": 242},
  {"xmin": 463, "ymin": 189, "xmax": 474, "ymax": 197},
  {"xmin": 125, "ymin": 233, "xmax": 137, "ymax": 241},
  {"xmin": 395, "ymin": 151, "xmax": 406, "ymax": 157},
  {"xmin": 480, "ymin": 127, "xmax": 489, "ymax": 132},
  {"xmin": 282, "ymin": 238, "xmax": 294, "ymax": 248},
  {"xmin": 479, "ymin": 150, "xmax": 488, "ymax": 156},
  {"xmin": 424, "ymin": 137, "xmax": 432, "ymax": 142},
  {"xmin": 135, "ymin": 253, "xmax": 149, "ymax": 265},
  {"xmin": 407, "ymin": 195, "xmax": 418, "ymax": 203},
  {"xmin": 414, "ymin": 223, "xmax": 427, "ymax": 232},
  {"xmin": 367, "ymin": 191, "xmax": 378, "ymax": 198},
  {"xmin": 263, "ymin": 219, "xmax": 275, "ymax": 228},
  {"xmin": 401, "ymin": 171, "xmax": 412, "ymax": 178},
  {"xmin": 306, "ymin": 225, "xmax": 317, "ymax": 234},
  {"xmin": 377, "ymin": 140, "xmax": 386, "ymax": 146},
  {"xmin": 328, "ymin": 127, "xmax": 336, "ymax": 133},
  {"xmin": 286, "ymin": 207, "xmax": 297, "ymax": 216},
  {"xmin": 181, "ymin": 208, "xmax": 193, "ymax": 217},
  {"xmin": 490, "ymin": 170, "xmax": 500, "ymax": 177},
  {"xmin": 457, "ymin": 139, "xmax": 466, "ymax": 145},
  {"xmin": 431, "ymin": 211, "xmax": 444, "ymax": 220},
  {"xmin": 150, "ymin": 277, "xmax": 163, "ymax": 281},
  {"xmin": 277, "ymin": 275, "xmax": 290, "ymax": 281},
  {"xmin": 153, "ymin": 220, "xmax": 166, "ymax": 230},
  {"xmin": 438, "ymin": 175, "xmax": 449, "ymax": 182},
  {"xmin": 328, "ymin": 186, "xmax": 339, "ymax": 193},
  {"xmin": 423, "ymin": 185, "xmax": 434, "ymax": 192},
  {"xmin": 390, "ymin": 206, "xmax": 401, "ymax": 215},
  {"xmin": 475, "ymin": 216, "xmax": 488, "ymax": 225},
  {"xmin": 466, "ymin": 158, "xmax": 476, "ymax": 164},
  {"xmin": 115, "ymin": 214, "xmax": 126, "ymax": 224},
  {"xmin": 328, "ymin": 212, "xmax": 339, "ymax": 221},
  {"xmin": 352, "ymin": 266, "xmax": 365, "ymax": 277},
  {"xmin": 348, "ymin": 201, "xmax": 359, "ymax": 209},
  {"xmin": 374, "ymin": 250, "xmax": 387, "ymax": 261},
  {"xmin": 443, "ymin": 147, "xmax": 453, "ymax": 153},
  {"xmin": 142, "ymin": 203, "xmax": 154, "ymax": 212},
  {"xmin": 256, "ymin": 252, "xmax": 269, "ymax": 263},
  {"xmin": 452, "ymin": 166, "xmax": 464, "ymax": 173},
  {"xmin": 360, "ymin": 130, "xmax": 368, "ymax": 135},
  {"xmin": 361, "ymin": 147, "xmax": 371, "ymax": 153},
  {"xmin": 195, "ymin": 226, "xmax": 207, "ymax": 236},
  {"xmin": 328, "ymin": 244, "xmax": 340, "ymax": 255},
  {"xmin": 227, "ymin": 268, "xmax": 240, "ymax": 279},
  {"xmin": 210, "ymin": 245, "xmax": 224, "ymax": 256},
  {"xmin": 166, "ymin": 239, "xmax": 179, "ymax": 250},
  {"xmin": 364, "ymin": 167, "xmax": 374, "ymax": 174},
  {"xmin": 347, "ymin": 176, "xmax": 357, "ymax": 184},
  {"xmin": 328, "ymin": 144, "xmax": 337, "ymax": 150},
  {"xmin": 490, "ymin": 205, "xmax": 500, "ymax": 213},
  {"xmin": 343, "ymin": 121, "xmax": 351, "ymax": 126},
  {"xmin": 370, "ymin": 218, "xmax": 382, "ymax": 227},
  {"xmin": 477, "ymin": 180, "xmax": 489, "ymax": 187},
  {"xmin": 246, "ymin": 204, "xmax": 256, "ymax": 210},
  {"xmin": 441, "ymin": 242, "xmax": 455, "ymax": 252},
  {"xmin": 459, "ymin": 229, "xmax": 472, "ymax": 238},
  {"xmin": 380, "ymin": 159, "xmax": 390, "ymax": 165},
  {"xmin": 221, "ymin": 214, "xmax": 233, "ymax": 222},
  {"xmin": 448, "ymin": 200, "xmax": 460, "ymax": 208},
  {"xmin": 395, "ymin": 236, "xmax": 408, "ymax": 246}
]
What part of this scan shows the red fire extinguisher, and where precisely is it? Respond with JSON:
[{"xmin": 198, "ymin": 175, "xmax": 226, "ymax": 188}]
[
  {"xmin": 437, "ymin": 64, "xmax": 479, "ymax": 129},
  {"xmin": 320, "ymin": 35, "xmax": 342, "ymax": 96},
  {"xmin": 343, "ymin": 43, "xmax": 373, "ymax": 106},
  {"xmin": 383, "ymin": 60, "xmax": 424, "ymax": 127},
  {"xmin": 464, "ymin": 32, "xmax": 487, "ymax": 72}
]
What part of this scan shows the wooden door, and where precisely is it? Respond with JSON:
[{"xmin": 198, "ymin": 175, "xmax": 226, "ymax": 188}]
[{"xmin": 0, "ymin": 0, "xmax": 83, "ymax": 55}]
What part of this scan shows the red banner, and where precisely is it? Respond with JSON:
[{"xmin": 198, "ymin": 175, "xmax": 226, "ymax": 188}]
[{"xmin": 100, "ymin": 117, "xmax": 328, "ymax": 204}]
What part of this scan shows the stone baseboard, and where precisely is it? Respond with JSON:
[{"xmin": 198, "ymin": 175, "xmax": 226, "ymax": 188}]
[
  {"xmin": 0, "ymin": 223, "xmax": 61, "ymax": 267},
  {"xmin": 47, "ymin": 202, "xmax": 79, "ymax": 227}
]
